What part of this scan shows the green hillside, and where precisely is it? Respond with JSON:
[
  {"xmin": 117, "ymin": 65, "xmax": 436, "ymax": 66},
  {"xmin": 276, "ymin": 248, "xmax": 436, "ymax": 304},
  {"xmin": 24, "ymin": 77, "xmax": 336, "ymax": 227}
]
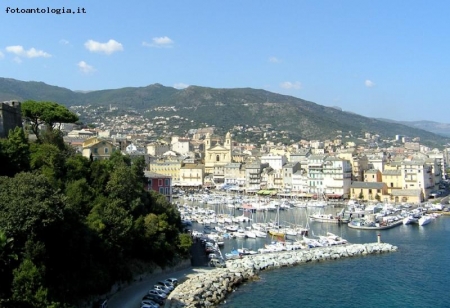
[{"xmin": 1, "ymin": 78, "xmax": 448, "ymax": 147}]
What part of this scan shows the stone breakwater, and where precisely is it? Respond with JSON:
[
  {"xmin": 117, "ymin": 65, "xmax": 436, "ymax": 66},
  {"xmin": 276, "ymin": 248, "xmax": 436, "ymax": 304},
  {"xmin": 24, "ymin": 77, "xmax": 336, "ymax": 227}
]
[{"xmin": 165, "ymin": 243, "xmax": 397, "ymax": 308}]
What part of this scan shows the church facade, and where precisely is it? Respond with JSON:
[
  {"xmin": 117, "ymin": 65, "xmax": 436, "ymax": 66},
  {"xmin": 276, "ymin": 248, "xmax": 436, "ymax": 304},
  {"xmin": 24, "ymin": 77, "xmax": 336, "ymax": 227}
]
[{"xmin": 204, "ymin": 132, "xmax": 233, "ymax": 184}]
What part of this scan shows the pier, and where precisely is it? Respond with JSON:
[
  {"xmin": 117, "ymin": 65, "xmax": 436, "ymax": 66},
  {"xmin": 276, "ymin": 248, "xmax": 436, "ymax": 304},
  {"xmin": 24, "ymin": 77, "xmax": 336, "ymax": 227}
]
[{"xmin": 166, "ymin": 242, "xmax": 398, "ymax": 308}]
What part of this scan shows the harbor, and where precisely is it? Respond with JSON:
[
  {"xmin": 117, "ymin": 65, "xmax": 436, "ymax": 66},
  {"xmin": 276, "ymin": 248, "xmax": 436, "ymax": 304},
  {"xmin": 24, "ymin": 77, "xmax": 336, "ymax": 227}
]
[{"xmin": 177, "ymin": 190, "xmax": 445, "ymax": 265}]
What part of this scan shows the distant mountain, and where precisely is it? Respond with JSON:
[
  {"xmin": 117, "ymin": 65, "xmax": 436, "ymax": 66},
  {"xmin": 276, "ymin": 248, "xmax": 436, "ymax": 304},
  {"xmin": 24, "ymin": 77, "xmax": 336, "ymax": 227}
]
[
  {"xmin": 377, "ymin": 118, "xmax": 450, "ymax": 137},
  {"xmin": 1, "ymin": 77, "xmax": 449, "ymax": 148}
]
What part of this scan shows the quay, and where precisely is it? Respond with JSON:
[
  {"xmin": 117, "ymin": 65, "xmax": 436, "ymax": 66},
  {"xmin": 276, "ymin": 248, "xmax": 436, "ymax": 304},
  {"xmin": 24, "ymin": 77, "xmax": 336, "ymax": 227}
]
[{"xmin": 165, "ymin": 242, "xmax": 398, "ymax": 308}]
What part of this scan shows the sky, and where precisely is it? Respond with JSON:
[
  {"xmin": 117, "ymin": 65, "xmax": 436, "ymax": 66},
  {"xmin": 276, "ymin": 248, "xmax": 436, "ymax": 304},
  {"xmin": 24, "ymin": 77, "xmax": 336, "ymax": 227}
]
[{"xmin": 1, "ymin": 1, "xmax": 450, "ymax": 122}]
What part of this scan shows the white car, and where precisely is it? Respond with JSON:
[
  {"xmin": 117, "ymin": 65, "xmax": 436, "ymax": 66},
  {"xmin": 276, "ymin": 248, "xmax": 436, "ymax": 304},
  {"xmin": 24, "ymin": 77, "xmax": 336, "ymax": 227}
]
[
  {"xmin": 156, "ymin": 281, "xmax": 174, "ymax": 291},
  {"xmin": 148, "ymin": 289, "xmax": 167, "ymax": 298},
  {"xmin": 164, "ymin": 278, "xmax": 179, "ymax": 287},
  {"xmin": 153, "ymin": 285, "xmax": 171, "ymax": 294}
]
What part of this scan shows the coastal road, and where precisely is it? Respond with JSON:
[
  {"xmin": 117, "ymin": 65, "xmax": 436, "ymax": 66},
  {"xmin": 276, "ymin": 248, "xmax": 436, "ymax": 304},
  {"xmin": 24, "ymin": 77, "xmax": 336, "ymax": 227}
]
[{"xmin": 108, "ymin": 241, "xmax": 211, "ymax": 308}]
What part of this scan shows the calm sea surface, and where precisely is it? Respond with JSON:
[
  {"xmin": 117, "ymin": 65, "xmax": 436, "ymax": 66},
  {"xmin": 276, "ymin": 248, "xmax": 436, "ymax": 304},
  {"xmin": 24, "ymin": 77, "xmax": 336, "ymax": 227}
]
[{"xmin": 192, "ymin": 205, "xmax": 450, "ymax": 308}]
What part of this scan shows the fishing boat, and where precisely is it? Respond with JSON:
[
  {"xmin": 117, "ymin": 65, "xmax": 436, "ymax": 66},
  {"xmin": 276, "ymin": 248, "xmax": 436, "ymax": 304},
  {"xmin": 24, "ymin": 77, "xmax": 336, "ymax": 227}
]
[{"xmin": 347, "ymin": 218, "xmax": 403, "ymax": 230}]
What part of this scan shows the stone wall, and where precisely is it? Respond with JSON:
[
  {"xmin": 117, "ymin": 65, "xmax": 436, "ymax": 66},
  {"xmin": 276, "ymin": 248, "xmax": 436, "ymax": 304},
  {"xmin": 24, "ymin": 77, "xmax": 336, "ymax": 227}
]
[{"xmin": 166, "ymin": 243, "xmax": 397, "ymax": 308}]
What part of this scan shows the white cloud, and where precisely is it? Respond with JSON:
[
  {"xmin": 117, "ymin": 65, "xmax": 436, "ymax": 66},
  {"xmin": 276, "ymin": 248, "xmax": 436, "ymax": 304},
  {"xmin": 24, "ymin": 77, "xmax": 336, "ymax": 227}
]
[
  {"xmin": 59, "ymin": 39, "xmax": 70, "ymax": 45},
  {"xmin": 0, "ymin": 51, "xmax": 4, "ymax": 59},
  {"xmin": 77, "ymin": 61, "xmax": 96, "ymax": 74},
  {"xmin": 280, "ymin": 81, "xmax": 302, "ymax": 90},
  {"xmin": 174, "ymin": 83, "xmax": 189, "ymax": 89},
  {"xmin": 365, "ymin": 79, "xmax": 375, "ymax": 87},
  {"xmin": 84, "ymin": 39, "xmax": 123, "ymax": 55},
  {"xmin": 143, "ymin": 36, "xmax": 174, "ymax": 48},
  {"xmin": 269, "ymin": 56, "xmax": 281, "ymax": 63},
  {"xmin": 5, "ymin": 45, "xmax": 51, "ymax": 58}
]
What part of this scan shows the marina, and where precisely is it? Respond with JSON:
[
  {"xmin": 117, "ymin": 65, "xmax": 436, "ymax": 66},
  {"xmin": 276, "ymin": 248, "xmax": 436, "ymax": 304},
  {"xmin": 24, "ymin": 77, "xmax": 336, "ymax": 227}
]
[{"xmin": 178, "ymin": 190, "xmax": 445, "ymax": 263}]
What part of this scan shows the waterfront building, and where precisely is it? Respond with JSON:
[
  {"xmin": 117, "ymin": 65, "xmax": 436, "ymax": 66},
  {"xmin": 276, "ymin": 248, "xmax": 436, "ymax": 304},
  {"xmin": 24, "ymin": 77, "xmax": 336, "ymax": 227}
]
[
  {"xmin": 291, "ymin": 169, "xmax": 308, "ymax": 193},
  {"xmin": 401, "ymin": 159, "xmax": 433, "ymax": 198},
  {"xmin": 350, "ymin": 181, "xmax": 388, "ymax": 201},
  {"xmin": 381, "ymin": 169, "xmax": 403, "ymax": 196},
  {"xmin": 223, "ymin": 163, "xmax": 245, "ymax": 187},
  {"xmin": 306, "ymin": 154, "xmax": 327, "ymax": 194},
  {"xmin": 245, "ymin": 161, "xmax": 268, "ymax": 192},
  {"xmin": 322, "ymin": 156, "xmax": 352, "ymax": 199},
  {"xmin": 282, "ymin": 162, "xmax": 301, "ymax": 192},
  {"xmin": 179, "ymin": 163, "xmax": 204, "ymax": 188},
  {"xmin": 425, "ymin": 157, "xmax": 442, "ymax": 190}
]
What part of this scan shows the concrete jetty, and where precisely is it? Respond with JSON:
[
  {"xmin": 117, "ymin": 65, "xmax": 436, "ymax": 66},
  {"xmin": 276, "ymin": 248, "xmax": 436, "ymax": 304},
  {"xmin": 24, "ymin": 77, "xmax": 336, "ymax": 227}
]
[{"xmin": 165, "ymin": 242, "xmax": 398, "ymax": 307}]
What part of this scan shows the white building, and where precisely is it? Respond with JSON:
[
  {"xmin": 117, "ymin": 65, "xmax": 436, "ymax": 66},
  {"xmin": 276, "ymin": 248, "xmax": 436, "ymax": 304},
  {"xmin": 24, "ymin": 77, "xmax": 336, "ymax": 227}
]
[
  {"xmin": 261, "ymin": 154, "xmax": 287, "ymax": 170},
  {"xmin": 171, "ymin": 136, "xmax": 191, "ymax": 155},
  {"xmin": 322, "ymin": 156, "xmax": 352, "ymax": 198}
]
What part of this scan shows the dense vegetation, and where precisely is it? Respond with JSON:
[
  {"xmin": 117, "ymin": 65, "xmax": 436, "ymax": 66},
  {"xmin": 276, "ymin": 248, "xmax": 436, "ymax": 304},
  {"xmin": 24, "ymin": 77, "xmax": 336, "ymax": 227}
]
[
  {"xmin": 1, "ymin": 78, "xmax": 448, "ymax": 147},
  {"xmin": 0, "ymin": 103, "xmax": 191, "ymax": 307}
]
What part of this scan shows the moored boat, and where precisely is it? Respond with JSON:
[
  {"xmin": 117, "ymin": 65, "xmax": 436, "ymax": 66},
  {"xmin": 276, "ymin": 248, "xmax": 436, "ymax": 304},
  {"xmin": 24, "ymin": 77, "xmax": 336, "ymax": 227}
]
[{"xmin": 418, "ymin": 215, "xmax": 433, "ymax": 226}]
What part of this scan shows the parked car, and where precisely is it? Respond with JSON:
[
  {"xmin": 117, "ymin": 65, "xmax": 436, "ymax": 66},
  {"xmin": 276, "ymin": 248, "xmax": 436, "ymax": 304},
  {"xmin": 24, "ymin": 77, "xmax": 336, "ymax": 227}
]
[
  {"xmin": 156, "ymin": 280, "xmax": 174, "ymax": 291},
  {"xmin": 164, "ymin": 278, "xmax": 178, "ymax": 286},
  {"xmin": 153, "ymin": 284, "xmax": 171, "ymax": 294},
  {"xmin": 148, "ymin": 289, "xmax": 167, "ymax": 298},
  {"xmin": 142, "ymin": 294, "xmax": 165, "ymax": 306},
  {"xmin": 141, "ymin": 299, "xmax": 160, "ymax": 308},
  {"xmin": 209, "ymin": 259, "xmax": 226, "ymax": 268}
]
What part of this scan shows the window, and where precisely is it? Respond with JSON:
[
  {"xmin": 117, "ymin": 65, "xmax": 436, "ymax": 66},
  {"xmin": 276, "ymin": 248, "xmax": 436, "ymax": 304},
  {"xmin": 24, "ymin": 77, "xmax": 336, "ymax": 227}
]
[
  {"xmin": 104, "ymin": 147, "xmax": 109, "ymax": 154},
  {"xmin": 158, "ymin": 179, "xmax": 163, "ymax": 186},
  {"xmin": 216, "ymin": 155, "xmax": 220, "ymax": 162},
  {"xmin": 159, "ymin": 187, "xmax": 164, "ymax": 194},
  {"xmin": 148, "ymin": 179, "xmax": 152, "ymax": 186},
  {"xmin": 165, "ymin": 187, "xmax": 170, "ymax": 195},
  {"xmin": 93, "ymin": 148, "xmax": 98, "ymax": 154},
  {"xmin": 165, "ymin": 179, "xmax": 170, "ymax": 186}
]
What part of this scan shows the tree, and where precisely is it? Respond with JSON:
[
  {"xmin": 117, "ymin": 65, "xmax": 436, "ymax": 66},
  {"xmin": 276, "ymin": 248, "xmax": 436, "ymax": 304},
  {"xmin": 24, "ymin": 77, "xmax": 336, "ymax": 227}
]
[
  {"xmin": 29, "ymin": 143, "xmax": 65, "ymax": 187},
  {"xmin": 0, "ymin": 128, "xmax": 30, "ymax": 177},
  {"xmin": 11, "ymin": 259, "xmax": 49, "ymax": 308},
  {"xmin": 0, "ymin": 173, "xmax": 65, "ymax": 252},
  {"xmin": 21, "ymin": 101, "xmax": 78, "ymax": 142}
]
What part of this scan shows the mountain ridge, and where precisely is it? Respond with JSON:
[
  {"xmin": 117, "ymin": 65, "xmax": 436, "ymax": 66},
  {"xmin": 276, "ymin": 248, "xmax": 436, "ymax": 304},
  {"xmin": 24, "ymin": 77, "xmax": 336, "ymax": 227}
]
[{"xmin": 1, "ymin": 77, "xmax": 448, "ymax": 147}]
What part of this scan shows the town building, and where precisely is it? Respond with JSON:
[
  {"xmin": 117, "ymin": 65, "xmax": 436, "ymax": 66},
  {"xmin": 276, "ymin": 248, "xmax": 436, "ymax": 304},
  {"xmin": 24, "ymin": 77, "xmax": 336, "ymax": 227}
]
[
  {"xmin": 82, "ymin": 137, "xmax": 116, "ymax": 160},
  {"xmin": 144, "ymin": 171, "xmax": 172, "ymax": 203},
  {"xmin": 350, "ymin": 181, "xmax": 388, "ymax": 201}
]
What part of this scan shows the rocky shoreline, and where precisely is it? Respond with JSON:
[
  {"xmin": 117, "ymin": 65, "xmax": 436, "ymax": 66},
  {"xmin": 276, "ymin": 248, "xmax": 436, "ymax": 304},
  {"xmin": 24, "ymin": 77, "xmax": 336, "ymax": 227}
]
[{"xmin": 165, "ymin": 242, "xmax": 398, "ymax": 308}]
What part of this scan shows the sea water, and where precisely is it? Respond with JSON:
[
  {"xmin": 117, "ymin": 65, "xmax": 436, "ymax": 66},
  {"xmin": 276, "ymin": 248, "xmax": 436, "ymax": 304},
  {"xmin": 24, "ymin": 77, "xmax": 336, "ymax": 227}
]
[{"xmin": 218, "ymin": 214, "xmax": 450, "ymax": 308}]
